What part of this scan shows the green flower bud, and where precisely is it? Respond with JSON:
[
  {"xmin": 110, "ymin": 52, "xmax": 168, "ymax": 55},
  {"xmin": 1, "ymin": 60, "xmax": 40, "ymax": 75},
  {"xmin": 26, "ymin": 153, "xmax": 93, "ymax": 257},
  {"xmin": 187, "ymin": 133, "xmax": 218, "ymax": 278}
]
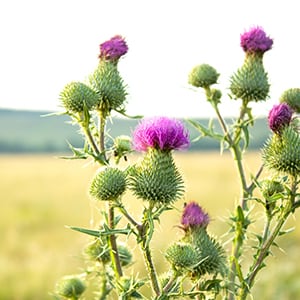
[
  {"xmin": 261, "ymin": 179, "xmax": 284, "ymax": 199},
  {"xmin": 89, "ymin": 62, "xmax": 127, "ymax": 116},
  {"xmin": 128, "ymin": 149, "xmax": 185, "ymax": 204},
  {"xmin": 188, "ymin": 64, "xmax": 219, "ymax": 88},
  {"xmin": 230, "ymin": 55, "xmax": 270, "ymax": 102},
  {"xmin": 165, "ymin": 242, "xmax": 198, "ymax": 269},
  {"xmin": 118, "ymin": 244, "xmax": 133, "ymax": 267},
  {"xmin": 84, "ymin": 237, "xmax": 110, "ymax": 264},
  {"xmin": 280, "ymin": 88, "xmax": 300, "ymax": 113},
  {"xmin": 261, "ymin": 179, "xmax": 284, "ymax": 215},
  {"xmin": 262, "ymin": 126, "xmax": 300, "ymax": 177},
  {"xmin": 113, "ymin": 135, "xmax": 132, "ymax": 163},
  {"xmin": 59, "ymin": 81, "xmax": 98, "ymax": 113},
  {"xmin": 55, "ymin": 275, "xmax": 86, "ymax": 299},
  {"xmin": 90, "ymin": 167, "xmax": 127, "ymax": 201}
]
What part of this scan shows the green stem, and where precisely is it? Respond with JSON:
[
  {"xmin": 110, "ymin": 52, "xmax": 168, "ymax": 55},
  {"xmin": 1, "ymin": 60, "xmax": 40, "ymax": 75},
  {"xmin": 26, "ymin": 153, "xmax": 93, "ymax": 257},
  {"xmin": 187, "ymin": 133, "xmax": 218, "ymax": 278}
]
[
  {"xmin": 140, "ymin": 206, "xmax": 161, "ymax": 296},
  {"xmin": 142, "ymin": 243, "xmax": 161, "ymax": 296},
  {"xmin": 107, "ymin": 201, "xmax": 123, "ymax": 278},
  {"xmin": 239, "ymin": 177, "xmax": 298, "ymax": 299}
]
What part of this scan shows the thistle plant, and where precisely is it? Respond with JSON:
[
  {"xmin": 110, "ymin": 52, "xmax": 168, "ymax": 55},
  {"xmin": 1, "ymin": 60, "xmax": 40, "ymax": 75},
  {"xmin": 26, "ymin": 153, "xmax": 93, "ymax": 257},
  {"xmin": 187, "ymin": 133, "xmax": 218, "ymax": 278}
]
[{"xmin": 52, "ymin": 28, "xmax": 300, "ymax": 300}]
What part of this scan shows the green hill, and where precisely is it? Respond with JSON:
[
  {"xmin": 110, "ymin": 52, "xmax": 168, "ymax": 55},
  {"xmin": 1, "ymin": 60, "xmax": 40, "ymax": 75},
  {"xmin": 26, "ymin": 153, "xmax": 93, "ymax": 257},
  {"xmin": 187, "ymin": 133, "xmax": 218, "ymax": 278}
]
[{"xmin": 0, "ymin": 109, "xmax": 271, "ymax": 153}]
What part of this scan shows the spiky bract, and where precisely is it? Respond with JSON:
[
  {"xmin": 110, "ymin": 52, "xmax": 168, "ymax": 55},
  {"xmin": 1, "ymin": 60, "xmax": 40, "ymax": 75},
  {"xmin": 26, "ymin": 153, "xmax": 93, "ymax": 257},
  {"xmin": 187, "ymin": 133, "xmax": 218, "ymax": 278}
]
[
  {"xmin": 165, "ymin": 242, "xmax": 198, "ymax": 269},
  {"xmin": 128, "ymin": 149, "xmax": 184, "ymax": 204},
  {"xmin": 187, "ymin": 227, "xmax": 227, "ymax": 277},
  {"xmin": 84, "ymin": 237, "xmax": 110, "ymax": 264},
  {"xmin": 230, "ymin": 55, "xmax": 270, "ymax": 102},
  {"xmin": 188, "ymin": 64, "xmax": 219, "ymax": 88},
  {"xmin": 89, "ymin": 62, "xmax": 127, "ymax": 115},
  {"xmin": 59, "ymin": 81, "xmax": 98, "ymax": 113},
  {"xmin": 89, "ymin": 167, "xmax": 127, "ymax": 201},
  {"xmin": 55, "ymin": 276, "xmax": 86, "ymax": 299},
  {"xmin": 280, "ymin": 88, "xmax": 300, "ymax": 113},
  {"xmin": 262, "ymin": 127, "xmax": 300, "ymax": 176}
]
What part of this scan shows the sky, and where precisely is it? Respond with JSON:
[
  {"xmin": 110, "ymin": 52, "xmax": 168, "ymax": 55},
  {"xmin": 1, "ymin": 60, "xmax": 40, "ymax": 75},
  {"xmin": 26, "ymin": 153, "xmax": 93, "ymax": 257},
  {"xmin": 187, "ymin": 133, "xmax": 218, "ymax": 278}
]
[{"xmin": 1, "ymin": 0, "xmax": 300, "ymax": 118}]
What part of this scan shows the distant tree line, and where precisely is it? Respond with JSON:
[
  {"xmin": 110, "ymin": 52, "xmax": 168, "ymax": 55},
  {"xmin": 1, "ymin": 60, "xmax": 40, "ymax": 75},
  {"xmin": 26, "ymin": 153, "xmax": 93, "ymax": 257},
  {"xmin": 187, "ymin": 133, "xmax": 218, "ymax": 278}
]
[{"xmin": 0, "ymin": 109, "xmax": 270, "ymax": 153}]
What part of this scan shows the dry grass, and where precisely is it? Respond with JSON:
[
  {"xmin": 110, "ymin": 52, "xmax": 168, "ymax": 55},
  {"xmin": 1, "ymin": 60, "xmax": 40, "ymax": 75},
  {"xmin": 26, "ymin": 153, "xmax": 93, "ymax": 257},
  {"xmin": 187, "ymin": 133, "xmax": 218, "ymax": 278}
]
[{"xmin": 1, "ymin": 152, "xmax": 300, "ymax": 299}]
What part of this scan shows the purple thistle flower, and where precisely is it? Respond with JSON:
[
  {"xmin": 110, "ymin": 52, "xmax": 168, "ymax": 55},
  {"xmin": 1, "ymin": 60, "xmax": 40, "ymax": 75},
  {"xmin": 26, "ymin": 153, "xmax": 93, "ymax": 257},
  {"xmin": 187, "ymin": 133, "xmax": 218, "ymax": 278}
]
[
  {"xmin": 132, "ymin": 116, "xmax": 190, "ymax": 152},
  {"xmin": 99, "ymin": 35, "xmax": 128, "ymax": 61},
  {"xmin": 268, "ymin": 103, "xmax": 293, "ymax": 133},
  {"xmin": 181, "ymin": 202, "xmax": 210, "ymax": 229},
  {"xmin": 240, "ymin": 26, "xmax": 273, "ymax": 54}
]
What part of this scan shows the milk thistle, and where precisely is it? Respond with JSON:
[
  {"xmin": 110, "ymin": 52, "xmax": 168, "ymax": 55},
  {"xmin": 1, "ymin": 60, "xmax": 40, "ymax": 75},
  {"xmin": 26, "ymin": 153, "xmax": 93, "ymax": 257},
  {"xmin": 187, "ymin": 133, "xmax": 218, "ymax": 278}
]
[
  {"xmin": 54, "ymin": 26, "xmax": 300, "ymax": 300},
  {"xmin": 129, "ymin": 117, "xmax": 189, "ymax": 204}
]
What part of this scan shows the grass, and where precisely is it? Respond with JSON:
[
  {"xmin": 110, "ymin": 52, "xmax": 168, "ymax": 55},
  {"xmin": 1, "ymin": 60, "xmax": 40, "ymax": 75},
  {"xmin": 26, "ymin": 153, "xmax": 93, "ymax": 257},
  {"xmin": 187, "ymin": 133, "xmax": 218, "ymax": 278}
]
[{"xmin": 1, "ymin": 152, "xmax": 300, "ymax": 299}]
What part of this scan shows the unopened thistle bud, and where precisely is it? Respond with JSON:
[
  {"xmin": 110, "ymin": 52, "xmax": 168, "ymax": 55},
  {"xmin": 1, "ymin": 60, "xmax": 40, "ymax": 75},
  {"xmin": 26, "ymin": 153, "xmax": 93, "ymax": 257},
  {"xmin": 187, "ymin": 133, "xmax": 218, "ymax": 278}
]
[
  {"xmin": 84, "ymin": 237, "xmax": 110, "ymax": 264},
  {"xmin": 55, "ymin": 275, "xmax": 86, "ymax": 299},
  {"xmin": 118, "ymin": 244, "xmax": 133, "ymax": 267},
  {"xmin": 188, "ymin": 64, "xmax": 219, "ymax": 89},
  {"xmin": 89, "ymin": 167, "xmax": 127, "ymax": 201},
  {"xmin": 165, "ymin": 242, "xmax": 198, "ymax": 269},
  {"xmin": 261, "ymin": 179, "xmax": 284, "ymax": 215},
  {"xmin": 262, "ymin": 126, "xmax": 300, "ymax": 177},
  {"xmin": 268, "ymin": 103, "xmax": 293, "ymax": 134},
  {"xmin": 230, "ymin": 26, "xmax": 272, "ymax": 103},
  {"xmin": 280, "ymin": 88, "xmax": 300, "ymax": 113},
  {"xmin": 113, "ymin": 135, "xmax": 132, "ymax": 163},
  {"xmin": 59, "ymin": 81, "xmax": 98, "ymax": 113},
  {"xmin": 129, "ymin": 117, "xmax": 189, "ymax": 204}
]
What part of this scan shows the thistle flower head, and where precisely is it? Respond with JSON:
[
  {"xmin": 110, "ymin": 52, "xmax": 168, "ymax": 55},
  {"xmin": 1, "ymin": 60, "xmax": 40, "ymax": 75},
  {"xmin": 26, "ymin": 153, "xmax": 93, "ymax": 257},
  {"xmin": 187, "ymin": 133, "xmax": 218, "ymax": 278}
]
[
  {"xmin": 181, "ymin": 202, "xmax": 210, "ymax": 230},
  {"xmin": 99, "ymin": 35, "xmax": 128, "ymax": 61},
  {"xmin": 240, "ymin": 26, "xmax": 273, "ymax": 54},
  {"xmin": 132, "ymin": 117, "xmax": 190, "ymax": 152},
  {"xmin": 268, "ymin": 103, "xmax": 293, "ymax": 134}
]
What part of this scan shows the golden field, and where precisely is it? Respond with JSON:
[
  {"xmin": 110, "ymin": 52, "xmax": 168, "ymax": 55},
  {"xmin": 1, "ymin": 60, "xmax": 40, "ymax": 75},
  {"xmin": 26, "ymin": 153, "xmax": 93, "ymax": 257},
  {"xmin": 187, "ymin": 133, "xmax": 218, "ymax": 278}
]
[{"xmin": 1, "ymin": 152, "xmax": 300, "ymax": 299}]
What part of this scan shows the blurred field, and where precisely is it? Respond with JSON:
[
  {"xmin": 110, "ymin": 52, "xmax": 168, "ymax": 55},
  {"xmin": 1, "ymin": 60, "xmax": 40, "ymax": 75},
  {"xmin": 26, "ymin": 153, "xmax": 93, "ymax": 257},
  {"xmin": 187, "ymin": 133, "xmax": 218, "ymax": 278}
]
[{"xmin": 1, "ymin": 152, "xmax": 300, "ymax": 299}]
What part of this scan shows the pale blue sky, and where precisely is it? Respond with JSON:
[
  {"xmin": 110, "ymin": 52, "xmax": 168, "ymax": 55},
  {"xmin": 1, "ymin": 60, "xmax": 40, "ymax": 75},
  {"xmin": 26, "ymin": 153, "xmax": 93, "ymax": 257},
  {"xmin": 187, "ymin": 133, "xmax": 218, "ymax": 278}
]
[{"xmin": 1, "ymin": 0, "xmax": 300, "ymax": 117}]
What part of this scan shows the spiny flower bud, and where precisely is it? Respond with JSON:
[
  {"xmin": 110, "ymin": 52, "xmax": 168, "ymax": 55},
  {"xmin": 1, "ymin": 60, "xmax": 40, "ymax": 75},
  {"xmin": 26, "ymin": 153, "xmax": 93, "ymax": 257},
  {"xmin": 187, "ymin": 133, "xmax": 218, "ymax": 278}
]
[
  {"xmin": 262, "ymin": 126, "xmax": 300, "ymax": 177},
  {"xmin": 113, "ymin": 135, "xmax": 132, "ymax": 163},
  {"xmin": 55, "ymin": 275, "xmax": 86, "ymax": 299},
  {"xmin": 181, "ymin": 202, "xmax": 210, "ymax": 230},
  {"xmin": 118, "ymin": 244, "xmax": 133, "ymax": 267},
  {"xmin": 229, "ymin": 55, "xmax": 270, "ymax": 102},
  {"xmin": 84, "ymin": 237, "xmax": 110, "ymax": 264},
  {"xmin": 89, "ymin": 62, "xmax": 127, "ymax": 116},
  {"xmin": 99, "ymin": 35, "xmax": 128, "ymax": 62},
  {"xmin": 59, "ymin": 81, "xmax": 98, "ymax": 113},
  {"xmin": 132, "ymin": 116, "xmax": 190, "ymax": 152},
  {"xmin": 89, "ymin": 167, "xmax": 127, "ymax": 201},
  {"xmin": 240, "ymin": 26, "xmax": 273, "ymax": 55},
  {"xmin": 261, "ymin": 179, "xmax": 284, "ymax": 198},
  {"xmin": 128, "ymin": 149, "xmax": 184, "ymax": 204},
  {"xmin": 268, "ymin": 103, "xmax": 293, "ymax": 134},
  {"xmin": 188, "ymin": 64, "xmax": 219, "ymax": 88},
  {"xmin": 280, "ymin": 88, "xmax": 300, "ymax": 113},
  {"xmin": 165, "ymin": 242, "xmax": 198, "ymax": 269}
]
